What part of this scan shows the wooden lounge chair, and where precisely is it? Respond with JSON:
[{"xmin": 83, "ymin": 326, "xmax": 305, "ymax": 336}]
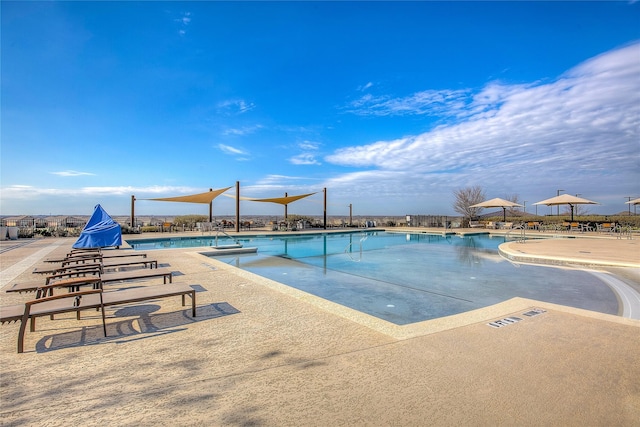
[
  {"xmin": 0, "ymin": 283, "xmax": 196, "ymax": 353},
  {"xmin": 44, "ymin": 251, "xmax": 148, "ymax": 264},
  {"xmin": 5, "ymin": 267, "xmax": 174, "ymax": 294},
  {"xmin": 33, "ymin": 257, "xmax": 158, "ymax": 274}
]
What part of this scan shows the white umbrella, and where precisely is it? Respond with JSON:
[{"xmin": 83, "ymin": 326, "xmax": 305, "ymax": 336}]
[
  {"xmin": 470, "ymin": 197, "xmax": 523, "ymax": 222},
  {"xmin": 533, "ymin": 194, "xmax": 599, "ymax": 221},
  {"xmin": 625, "ymin": 197, "xmax": 640, "ymax": 205}
]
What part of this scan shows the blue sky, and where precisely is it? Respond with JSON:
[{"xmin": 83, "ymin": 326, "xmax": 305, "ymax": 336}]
[{"xmin": 2, "ymin": 1, "xmax": 639, "ymax": 218}]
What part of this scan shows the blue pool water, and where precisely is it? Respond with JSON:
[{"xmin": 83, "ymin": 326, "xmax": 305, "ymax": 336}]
[{"xmin": 128, "ymin": 231, "xmax": 619, "ymax": 325}]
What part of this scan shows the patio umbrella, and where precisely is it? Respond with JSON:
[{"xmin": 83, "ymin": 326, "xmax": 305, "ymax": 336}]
[
  {"xmin": 625, "ymin": 197, "xmax": 640, "ymax": 205},
  {"xmin": 533, "ymin": 194, "xmax": 599, "ymax": 221},
  {"xmin": 470, "ymin": 197, "xmax": 523, "ymax": 222}
]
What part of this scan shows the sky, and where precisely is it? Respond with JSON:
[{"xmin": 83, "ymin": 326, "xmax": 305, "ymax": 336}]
[{"xmin": 1, "ymin": 1, "xmax": 639, "ymax": 218}]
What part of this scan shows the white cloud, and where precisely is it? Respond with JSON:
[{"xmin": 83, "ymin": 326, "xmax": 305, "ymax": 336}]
[
  {"xmin": 298, "ymin": 140, "xmax": 320, "ymax": 151},
  {"xmin": 0, "ymin": 184, "xmax": 203, "ymax": 199},
  {"xmin": 218, "ymin": 143, "xmax": 247, "ymax": 156},
  {"xmin": 50, "ymin": 170, "xmax": 96, "ymax": 177},
  {"xmin": 289, "ymin": 153, "xmax": 320, "ymax": 165},
  {"xmin": 174, "ymin": 11, "xmax": 191, "ymax": 36},
  {"xmin": 179, "ymin": 12, "xmax": 191, "ymax": 25},
  {"xmin": 217, "ymin": 99, "xmax": 256, "ymax": 114},
  {"xmin": 287, "ymin": 140, "xmax": 322, "ymax": 165},
  {"xmin": 255, "ymin": 174, "xmax": 317, "ymax": 185},
  {"xmin": 344, "ymin": 89, "xmax": 470, "ymax": 117},
  {"xmin": 222, "ymin": 124, "xmax": 263, "ymax": 136},
  {"xmin": 325, "ymin": 42, "xmax": 640, "ymax": 214}
]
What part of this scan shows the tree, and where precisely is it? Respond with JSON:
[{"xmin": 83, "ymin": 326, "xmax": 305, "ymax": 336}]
[
  {"xmin": 453, "ymin": 186, "xmax": 486, "ymax": 220},
  {"xmin": 504, "ymin": 194, "xmax": 521, "ymax": 215},
  {"xmin": 562, "ymin": 204, "xmax": 590, "ymax": 217}
]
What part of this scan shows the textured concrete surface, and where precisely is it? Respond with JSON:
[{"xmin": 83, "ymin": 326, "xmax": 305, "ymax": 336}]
[{"xmin": 1, "ymin": 232, "xmax": 639, "ymax": 426}]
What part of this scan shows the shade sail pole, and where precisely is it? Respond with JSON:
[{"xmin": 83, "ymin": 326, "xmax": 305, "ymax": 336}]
[
  {"xmin": 323, "ymin": 188, "xmax": 327, "ymax": 230},
  {"xmin": 235, "ymin": 181, "xmax": 240, "ymax": 232},
  {"xmin": 208, "ymin": 188, "xmax": 213, "ymax": 222},
  {"xmin": 131, "ymin": 195, "xmax": 135, "ymax": 228},
  {"xmin": 284, "ymin": 193, "xmax": 288, "ymax": 221}
]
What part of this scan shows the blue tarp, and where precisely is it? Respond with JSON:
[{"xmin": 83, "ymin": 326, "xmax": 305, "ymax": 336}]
[{"xmin": 73, "ymin": 204, "xmax": 122, "ymax": 249}]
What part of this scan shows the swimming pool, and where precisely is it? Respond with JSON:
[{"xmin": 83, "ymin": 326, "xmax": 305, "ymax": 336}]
[{"xmin": 128, "ymin": 231, "xmax": 620, "ymax": 325}]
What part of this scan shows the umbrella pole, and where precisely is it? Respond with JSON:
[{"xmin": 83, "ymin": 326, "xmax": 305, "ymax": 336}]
[{"xmin": 503, "ymin": 207, "xmax": 506, "ymax": 222}]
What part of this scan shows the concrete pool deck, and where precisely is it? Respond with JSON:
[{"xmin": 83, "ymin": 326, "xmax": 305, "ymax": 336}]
[{"xmin": 1, "ymin": 232, "xmax": 639, "ymax": 426}]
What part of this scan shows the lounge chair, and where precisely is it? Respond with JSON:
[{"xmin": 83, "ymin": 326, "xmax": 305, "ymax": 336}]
[
  {"xmin": 33, "ymin": 257, "xmax": 158, "ymax": 274},
  {"xmin": 0, "ymin": 282, "xmax": 196, "ymax": 353},
  {"xmin": 5, "ymin": 266, "xmax": 174, "ymax": 294},
  {"xmin": 44, "ymin": 251, "xmax": 148, "ymax": 264}
]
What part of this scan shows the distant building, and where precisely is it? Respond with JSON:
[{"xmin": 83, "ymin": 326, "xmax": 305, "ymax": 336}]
[
  {"xmin": 1, "ymin": 216, "xmax": 36, "ymax": 227},
  {"xmin": 45, "ymin": 216, "xmax": 87, "ymax": 228}
]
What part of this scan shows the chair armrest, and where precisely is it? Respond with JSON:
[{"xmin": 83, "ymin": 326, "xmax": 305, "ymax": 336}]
[
  {"xmin": 61, "ymin": 258, "xmax": 102, "ymax": 267},
  {"xmin": 61, "ymin": 254, "xmax": 103, "ymax": 263},
  {"xmin": 45, "ymin": 268, "xmax": 103, "ymax": 285},
  {"xmin": 36, "ymin": 277, "xmax": 103, "ymax": 298},
  {"xmin": 27, "ymin": 289, "xmax": 103, "ymax": 306}
]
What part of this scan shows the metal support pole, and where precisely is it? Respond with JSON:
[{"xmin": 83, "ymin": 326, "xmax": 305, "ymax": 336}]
[
  {"xmin": 556, "ymin": 189, "xmax": 564, "ymax": 216},
  {"xmin": 131, "ymin": 195, "xmax": 135, "ymax": 228},
  {"xmin": 323, "ymin": 188, "xmax": 327, "ymax": 230},
  {"xmin": 235, "ymin": 181, "xmax": 240, "ymax": 233},
  {"xmin": 209, "ymin": 188, "xmax": 213, "ymax": 223}
]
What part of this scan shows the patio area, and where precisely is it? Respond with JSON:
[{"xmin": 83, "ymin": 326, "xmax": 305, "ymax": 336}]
[{"xmin": 0, "ymin": 232, "xmax": 638, "ymax": 426}]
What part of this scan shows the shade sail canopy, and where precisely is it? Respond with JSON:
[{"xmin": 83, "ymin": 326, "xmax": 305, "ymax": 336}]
[
  {"xmin": 145, "ymin": 187, "xmax": 232, "ymax": 204},
  {"xmin": 470, "ymin": 198, "xmax": 523, "ymax": 221},
  {"xmin": 73, "ymin": 204, "xmax": 122, "ymax": 249},
  {"xmin": 533, "ymin": 194, "xmax": 599, "ymax": 221},
  {"xmin": 247, "ymin": 192, "xmax": 317, "ymax": 205},
  {"xmin": 224, "ymin": 192, "xmax": 317, "ymax": 205},
  {"xmin": 625, "ymin": 197, "xmax": 640, "ymax": 205}
]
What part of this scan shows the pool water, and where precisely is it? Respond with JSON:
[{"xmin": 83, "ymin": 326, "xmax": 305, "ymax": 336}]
[{"xmin": 128, "ymin": 231, "xmax": 619, "ymax": 325}]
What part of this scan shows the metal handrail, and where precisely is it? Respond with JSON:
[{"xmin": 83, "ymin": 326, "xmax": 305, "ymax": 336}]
[
  {"xmin": 214, "ymin": 227, "xmax": 242, "ymax": 247},
  {"xmin": 505, "ymin": 224, "xmax": 526, "ymax": 243},
  {"xmin": 344, "ymin": 234, "xmax": 368, "ymax": 261}
]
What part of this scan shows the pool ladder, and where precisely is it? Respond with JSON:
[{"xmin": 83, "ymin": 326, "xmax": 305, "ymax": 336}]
[
  {"xmin": 213, "ymin": 227, "xmax": 243, "ymax": 248},
  {"xmin": 505, "ymin": 224, "xmax": 526, "ymax": 243},
  {"xmin": 344, "ymin": 234, "xmax": 368, "ymax": 261}
]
